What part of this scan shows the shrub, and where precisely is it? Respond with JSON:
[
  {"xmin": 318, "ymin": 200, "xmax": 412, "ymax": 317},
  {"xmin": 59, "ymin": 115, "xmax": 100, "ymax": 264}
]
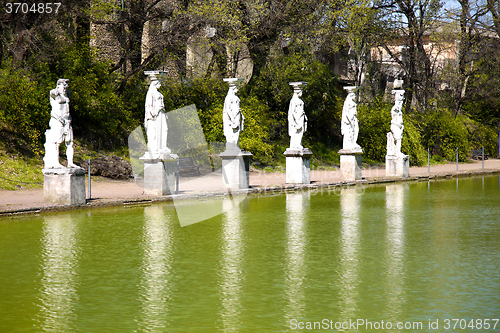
[
  {"xmin": 358, "ymin": 99, "xmax": 391, "ymax": 161},
  {"xmin": 402, "ymin": 114, "xmax": 427, "ymax": 166},
  {"xmin": 0, "ymin": 69, "xmax": 51, "ymax": 156},
  {"xmin": 461, "ymin": 116, "xmax": 498, "ymax": 158},
  {"xmin": 421, "ymin": 110, "xmax": 469, "ymax": 161},
  {"xmin": 239, "ymin": 96, "xmax": 273, "ymax": 163}
]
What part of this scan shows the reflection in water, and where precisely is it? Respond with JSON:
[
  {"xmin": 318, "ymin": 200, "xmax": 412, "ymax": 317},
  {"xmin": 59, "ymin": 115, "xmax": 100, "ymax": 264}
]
[
  {"xmin": 285, "ymin": 191, "xmax": 309, "ymax": 320},
  {"xmin": 175, "ymin": 193, "xmax": 247, "ymax": 227},
  {"xmin": 219, "ymin": 197, "xmax": 243, "ymax": 332},
  {"xmin": 339, "ymin": 188, "xmax": 361, "ymax": 318},
  {"xmin": 385, "ymin": 184, "xmax": 406, "ymax": 321},
  {"xmin": 37, "ymin": 215, "xmax": 78, "ymax": 332},
  {"xmin": 137, "ymin": 205, "xmax": 173, "ymax": 332}
]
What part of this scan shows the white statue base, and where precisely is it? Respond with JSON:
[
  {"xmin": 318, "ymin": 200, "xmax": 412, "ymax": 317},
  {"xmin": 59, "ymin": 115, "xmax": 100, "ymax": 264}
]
[
  {"xmin": 385, "ymin": 154, "xmax": 410, "ymax": 178},
  {"xmin": 219, "ymin": 149, "xmax": 252, "ymax": 190},
  {"xmin": 43, "ymin": 167, "xmax": 86, "ymax": 205},
  {"xmin": 140, "ymin": 153, "xmax": 178, "ymax": 195},
  {"xmin": 339, "ymin": 148, "xmax": 363, "ymax": 181},
  {"xmin": 284, "ymin": 148, "xmax": 313, "ymax": 184}
]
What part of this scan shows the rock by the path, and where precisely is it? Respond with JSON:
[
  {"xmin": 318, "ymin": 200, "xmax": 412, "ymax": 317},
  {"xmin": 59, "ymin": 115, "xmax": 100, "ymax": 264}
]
[{"xmin": 79, "ymin": 155, "xmax": 132, "ymax": 180}]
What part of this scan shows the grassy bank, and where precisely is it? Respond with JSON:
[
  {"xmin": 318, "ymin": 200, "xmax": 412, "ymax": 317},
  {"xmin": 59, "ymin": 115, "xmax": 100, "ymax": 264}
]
[{"xmin": 0, "ymin": 153, "xmax": 43, "ymax": 190}]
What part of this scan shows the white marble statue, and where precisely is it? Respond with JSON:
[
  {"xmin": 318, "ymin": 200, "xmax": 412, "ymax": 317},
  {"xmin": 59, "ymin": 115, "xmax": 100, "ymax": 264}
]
[
  {"xmin": 341, "ymin": 86, "xmax": 361, "ymax": 151},
  {"xmin": 43, "ymin": 79, "xmax": 78, "ymax": 169},
  {"xmin": 288, "ymin": 82, "xmax": 308, "ymax": 150},
  {"xmin": 144, "ymin": 76, "xmax": 169, "ymax": 155},
  {"xmin": 223, "ymin": 78, "xmax": 244, "ymax": 151},
  {"xmin": 387, "ymin": 89, "xmax": 405, "ymax": 156}
]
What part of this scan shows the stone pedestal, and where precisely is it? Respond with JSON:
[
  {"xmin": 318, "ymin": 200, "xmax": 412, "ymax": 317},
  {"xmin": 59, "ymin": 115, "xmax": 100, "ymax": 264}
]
[
  {"xmin": 339, "ymin": 149, "xmax": 363, "ymax": 181},
  {"xmin": 385, "ymin": 154, "xmax": 410, "ymax": 178},
  {"xmin": 284, "ymin": 148, "xmax": 313, "ymax": 184},
  {"xmin": 43, "ymin": 167, "xmax": 86, "ymax": 205},
  {"xmin": 219, "ymin": 150, "xmax": 252, "ymax": 190},
  {"xmin": 141, "ymin": 153, "xmax": 178, "ymax": 195}
]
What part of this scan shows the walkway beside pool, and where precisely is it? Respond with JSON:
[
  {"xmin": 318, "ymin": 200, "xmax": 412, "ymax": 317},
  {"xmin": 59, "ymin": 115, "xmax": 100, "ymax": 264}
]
[{"xmin": 2, "ymin": 159, "xmax": 500, "ymax": 215}]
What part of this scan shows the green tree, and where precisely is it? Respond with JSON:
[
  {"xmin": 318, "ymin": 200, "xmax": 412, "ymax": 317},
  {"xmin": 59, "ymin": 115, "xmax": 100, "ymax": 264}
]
[
  {"xmin": 314, "ymin": 0, "xmax": 382, "ymax": 87},
  {"xmin": 375, "ymin": 0, "xmax": 444, "ymax": 112},
  {"xmin": 182, "ymin": 0, "xmax": 324, "ymax": 81},
  {"xmin": 487, "ymin": 0, "xmax": 500, "ymax": 37}
]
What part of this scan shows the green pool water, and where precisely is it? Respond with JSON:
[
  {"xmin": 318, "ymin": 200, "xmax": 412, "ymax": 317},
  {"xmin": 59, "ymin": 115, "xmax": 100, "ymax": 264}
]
[{"xmin": 1, "ymin": 175, "xmax": 499, "ymax": 332}]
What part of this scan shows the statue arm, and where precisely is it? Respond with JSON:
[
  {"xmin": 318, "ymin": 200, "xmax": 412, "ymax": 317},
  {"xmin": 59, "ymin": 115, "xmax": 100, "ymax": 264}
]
[
  {"xmin": 158, "ymin": 94, "xmax": 165, "ymax": 112},
  {"xmin": 342, "ymin": 100, "xmax": 356, "ymax": 123},
  {"xmin": 49, "ymin": 88, "xmax": 58, "ymax": 100},
  {"xmin": 230, "ymin": 101, "xmax": 241, "ymax": 128},
  {"xmin": 223, "ymin": 101, "xmax": 232, "ymax": 123},
  {"xmin": 289, "ymin": 101, "xmax": 304, "ymax": 126},
  {"xmin": 289, "ymin": 105, "xmax": 297, "ymax": 125},
  {"xmin": 145, "ymin": 92, "xmax": 159, "ymax": 119},
  {"xmin": 287, "ymin": 104, "xmax": 294, "ymax": 128},
  {"xmin": 151, "ymin": 101, "xmax": 161, "ymax": 117},
  {"xmin": 343, "ymin": 112, "xmax": 352, "ymax": 124},
  {"xmin": 50, "ymin": 89, "xmax": 65, "ymax": 105},
  {"xmin": 49, "ymin": 91, "xmax": 63, "ymax": 122}
]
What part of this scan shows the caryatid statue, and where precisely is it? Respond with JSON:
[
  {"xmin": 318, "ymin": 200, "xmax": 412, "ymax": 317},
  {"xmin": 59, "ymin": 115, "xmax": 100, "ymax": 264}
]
[
  {"xmin": 144, "ymin": 71, "xmax": 170, "ymax": 155},
  {"xmin": 43, "ymin": 79, "xmax": 78, "ymax": 169},
  {"xmin": 288, "ymin": 82, "xmax": 308, "ymax": 149},
  {"xmin": 223, "ymin": 78, "xmax": 244, "ymax": 151},
  {"xmin": 341, "ymin": 86, "xmax": 362, "ymax": 151},
  {"xmin": 387, "ymin": 89, "xmax": 405, "ymax": 156}
]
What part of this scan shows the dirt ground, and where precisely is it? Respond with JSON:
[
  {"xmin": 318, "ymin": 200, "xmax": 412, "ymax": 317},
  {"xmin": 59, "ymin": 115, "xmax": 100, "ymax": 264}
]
[{"xmin": 2, "ymin": 159, "xmax": 500, "ymax": 214}]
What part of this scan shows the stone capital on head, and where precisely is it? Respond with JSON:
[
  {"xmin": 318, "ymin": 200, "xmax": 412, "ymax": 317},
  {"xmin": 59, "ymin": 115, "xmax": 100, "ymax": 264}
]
[
  {"xmin": 289, "ymin": 81, "xmax": 307, "ymax": 94},
  {"xmin": 343, "ymin": 85, "xmax": 358, "ymax": 93},
  {"xmin": 223, "ymin": 77, "xmax": 242, "ymax": 88},
  {"xmin": 144, "ymin": 70, "xmax": 167, "ymax": 83}
]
